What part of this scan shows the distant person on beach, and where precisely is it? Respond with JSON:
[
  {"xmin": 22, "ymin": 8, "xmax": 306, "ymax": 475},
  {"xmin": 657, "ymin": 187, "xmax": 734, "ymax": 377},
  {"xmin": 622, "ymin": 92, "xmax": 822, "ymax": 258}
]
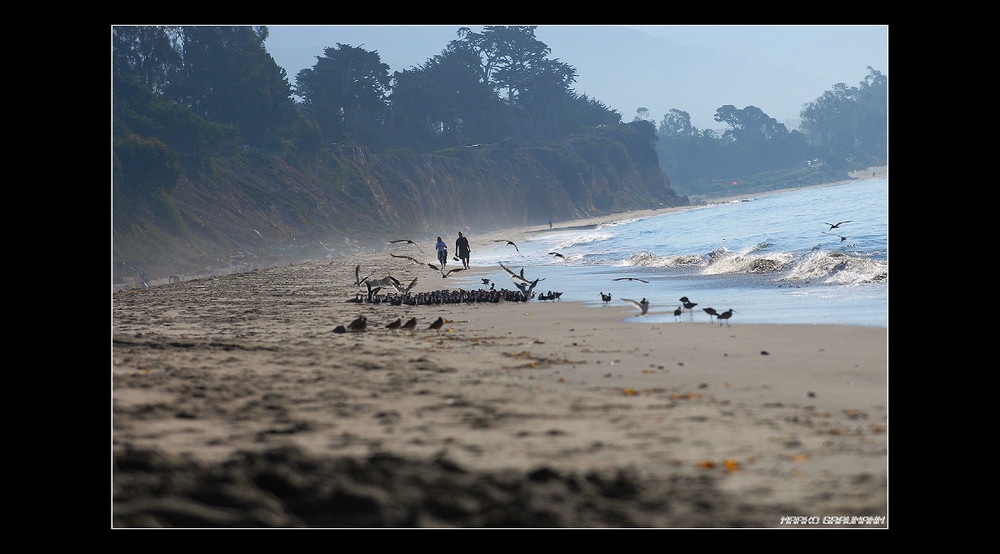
[
  {"xmin": 456, "ymin": 232, "xmax": 471, "ymax": 269},
  {"xmin": 435, "ymin": 237, "xmax": 448, "ymax": 268}
]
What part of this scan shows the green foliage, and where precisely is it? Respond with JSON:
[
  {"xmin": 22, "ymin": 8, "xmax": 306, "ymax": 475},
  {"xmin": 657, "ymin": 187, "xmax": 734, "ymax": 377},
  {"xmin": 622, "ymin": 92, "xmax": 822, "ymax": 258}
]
[{"xmin": 113, "ymin": 134, "xmax": 181, "ymax": 196}]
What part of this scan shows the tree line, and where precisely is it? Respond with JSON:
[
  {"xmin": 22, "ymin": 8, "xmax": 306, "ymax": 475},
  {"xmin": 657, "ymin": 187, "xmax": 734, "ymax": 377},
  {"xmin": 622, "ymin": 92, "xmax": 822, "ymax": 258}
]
[{"xmin": 112, "ymin": 25, "xmax": 887, "ymax": 197}]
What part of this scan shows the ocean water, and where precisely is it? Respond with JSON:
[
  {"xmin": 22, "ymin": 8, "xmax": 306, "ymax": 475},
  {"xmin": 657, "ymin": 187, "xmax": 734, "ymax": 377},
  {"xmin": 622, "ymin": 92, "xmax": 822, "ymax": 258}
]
[{"xmin": 454, "ymin": 177, "xmax": 888, "ymax": 327}]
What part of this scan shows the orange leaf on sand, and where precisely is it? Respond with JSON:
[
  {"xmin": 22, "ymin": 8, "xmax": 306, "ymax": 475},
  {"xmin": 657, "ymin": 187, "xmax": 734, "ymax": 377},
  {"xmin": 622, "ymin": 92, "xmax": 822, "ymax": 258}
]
[
  {"xmin": 622, "ymin": 388, "xmax": 638, "ymax": 395},
  {"xmin": 724, "ymin": 459, "xmax": 740, "ymax": 472},
  {"xmin": 698, "ymin": 459, "xmax": 716, "ymax": 469}
]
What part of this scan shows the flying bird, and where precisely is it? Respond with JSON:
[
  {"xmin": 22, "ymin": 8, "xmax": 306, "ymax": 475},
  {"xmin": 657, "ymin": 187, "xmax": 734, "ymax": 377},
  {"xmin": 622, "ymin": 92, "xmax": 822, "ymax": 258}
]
[
  {"xmin": 390, "ymin": 253, "xmax": 424, "ymax": 265},
  {"xmin": 549, "ymin": 252, "xmax": 566, "ymax": 259},
  {"xmin": 365, "ymin": 282, "xmax": 381, "ymax": 302},
  {"xmin": 622, "ymin": 297, "xmax": 650, "ymax": 315},
  {"xmin": 494, "ymin": 240, "xmax": 521, "ymax": 253},
  {"xmin": 499, "ymin": 262, "xmax": 531, "ymax": 283},
  {"xmin": 354, "ymin": 265, "xmax": 375, "ymax": 286},
  {"xmin": 428, "ymin": 264, "xmax": 464, "ymax": 278},
  {"xmin": 824, "ymin": 221, "xmax": 851, "ymax": 230},
  {"xmin": 388, "ymin": 239, "xmax": 424, "ymax": 253},
  {"xmin": 614, "ymin": 277, "xmax": 649, "ymax": 283}
]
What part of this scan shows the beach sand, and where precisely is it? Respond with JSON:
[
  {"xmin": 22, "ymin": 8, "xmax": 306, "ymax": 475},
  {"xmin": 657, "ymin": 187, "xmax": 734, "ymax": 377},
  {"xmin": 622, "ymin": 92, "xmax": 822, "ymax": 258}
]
[{"xmin": 112, "ymin": 174, "xmax": 888, "ymax": 529}]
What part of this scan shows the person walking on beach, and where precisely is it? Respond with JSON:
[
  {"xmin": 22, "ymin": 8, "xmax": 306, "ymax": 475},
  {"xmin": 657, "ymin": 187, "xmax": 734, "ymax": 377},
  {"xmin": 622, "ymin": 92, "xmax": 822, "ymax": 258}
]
[
  {"xmin": 456, "ymin": 232, "xmax": 471, "ymax": 270},
  {"xmin": 435, "ymin": 236, "xmax": 448, "ymax": 268}
]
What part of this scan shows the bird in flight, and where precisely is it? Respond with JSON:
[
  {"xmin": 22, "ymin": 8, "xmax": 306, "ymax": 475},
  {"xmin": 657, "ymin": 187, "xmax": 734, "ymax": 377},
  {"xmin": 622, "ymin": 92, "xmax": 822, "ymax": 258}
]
[
  {"xmin": 390, "ymin": 252, "xmax": 423, "ymax": 265},
  {"xmin": 549, "ymin": 252, "xmax": 565, "ymax": 259},
  {"xmin": 354, "ymin": 265, "xmax": 375, "ymax": 287},
  {"xmin": 427, "ymin": 264, "xmax": 464, "ymax": 278},
  {"xmin": 622, "ymin": 298, "xmax": 650, "ymax": 315},
  {"xmin": 389, "ymin": 239, "xmax": 424, "ymax": 252},
  {"xmin": 824, "ymin": 221, "xmax": 851, "ymax": 230},
  {"xmin": 614, "ymin": 277, "xmax": 649, "ymax": 283},
  {"xmin": 499, "ymin": 262, "xmax": 531, "ymax": 283},
  {"xmin": 495, "ymin": 240, "xmax": 520, "ymax": 253}
]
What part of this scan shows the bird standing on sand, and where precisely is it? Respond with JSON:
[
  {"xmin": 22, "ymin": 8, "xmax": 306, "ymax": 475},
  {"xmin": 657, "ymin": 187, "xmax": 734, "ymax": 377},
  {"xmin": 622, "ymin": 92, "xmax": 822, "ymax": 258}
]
[
  {"xmin": 385, "ymin": 318, "xmax": 402, "ymax": 329},
  {"xmin": 674, "ymin": 306, "xmax": 683, "ymax": 321},
  {"xmin": 600, "ymin": 292, "xmax": 612, "ymax": 305},
  {"xmin": 680, "ymin": 297, "xmax": 698, "ymax": 311},
  {"xmin": 495, "ymin": 240, "xmax": 521, "ymax": 254},
  {"xmin": 824, "ymin": 221, "xmax": 851, "ymax": 230},
  {"xmin": 622, "ymin": 298, "xmax": 650, "ymax": 315},
  {"xmin": 703, "ymin": 307, "xmax": 719, "ymax": 322},
  {"xmin": 401, "ymin": 317, "xmax": 418, "ymax": 330},
  {"xmin": 428, "ymin": 316, "xmax": 444, "ymax": 330},
  {"xmin": 718, "ymin": 309, "xmax": 735, "ymax": 326},
  {"xmin": 348, "ymin": 315, "xmax": 367, "ymax": 331}
]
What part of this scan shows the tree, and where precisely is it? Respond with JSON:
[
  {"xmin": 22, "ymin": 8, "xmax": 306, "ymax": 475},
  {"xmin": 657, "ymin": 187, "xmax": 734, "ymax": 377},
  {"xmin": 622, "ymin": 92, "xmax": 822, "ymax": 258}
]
[
  {"xmin": 171, "ymin": 26, "xmax": 297, "ymax": 147},
  {"xmin": 112, "ymin": 26, "xmax": 182, "ymax": 95},
  {"xmin": 659, "ymin": 109, "xmax": 696, "ymax": 136},
  {"xmin": 296, "ymin": 44, "xmax": 392, "ymax": 146}
]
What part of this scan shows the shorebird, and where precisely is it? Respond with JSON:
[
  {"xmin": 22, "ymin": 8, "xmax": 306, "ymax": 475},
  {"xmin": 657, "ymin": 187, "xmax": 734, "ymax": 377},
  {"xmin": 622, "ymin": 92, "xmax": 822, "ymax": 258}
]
[
  {"xmin": 428, "ymin": 316, "xmax": 444, "ymax": 330},
  {"xmin": 427, "ymin": 264, "xmax": 464, "ymax": 278},
  {"xmin": 622, "ymin": 297, "xmax": 650, "ymax": 315},
  {"xmin": 494, "ymin": 240, "xmax": 521, "ymax": 254},
  {"xmin": 365, "ymin": 282, "xmax": 381, "ymax": 302},
  {"xmin": 600, "ymin": 292, "xmax": 612, "ymax": 305},
  {"xmin": 401, "ymin": 317, "xmax": 418, "ymax": 330},
  {"xmin": 680, "ymin": 297, "xmax": 698, "ymax": 311},
  {"xmin": 614, "ymin": 277, "xmax": 649, "ymax": 283},
  {"xmin": 481, "ymin": 278, "xmax": 491, "ymax": 286},
  {"xmin": 388, "ymin": 239, "xmax": 424, "ymax": 253},
  {"xmin": 385, "ymin": 318, "xmax": 402, "ymax": 329},
  {"xmin": 347, "ymin": 315, "xmax": 367, "ymax": 331},
  {"xmin": 499, "ymin": 262, "xmax": 531, "ymax": 284},
  {"xmin": 717, "ymin": 309, "xmax": 735, "ymax": 326},
  {"xmin": 702, "ymin": 307, "xmax": 719, "ymax": 322},
  {"xmin": 674, "ymin": 306, "xmax": 683, "ymax": 321},
  {"xmin": 390, "ymin": 252, "xmax": 424, "ymax": 265},
  {"xmin": 387, "ymin": 275, "xmax": 418, "ymax": 294},
  {"xmin": 824, "ymin": 221, "xmax": 851, "ymax": 230},
  {"xmin": 354, "ymin": 265, "xmax": 375, "ymax": 286}
]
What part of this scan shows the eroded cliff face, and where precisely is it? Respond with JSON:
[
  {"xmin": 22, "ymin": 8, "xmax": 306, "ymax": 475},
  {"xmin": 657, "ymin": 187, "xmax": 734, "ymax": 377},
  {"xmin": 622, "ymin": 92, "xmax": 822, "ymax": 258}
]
[{"xmin": 113, "ymin": 130, "xmax": 686, "ymax": 283}]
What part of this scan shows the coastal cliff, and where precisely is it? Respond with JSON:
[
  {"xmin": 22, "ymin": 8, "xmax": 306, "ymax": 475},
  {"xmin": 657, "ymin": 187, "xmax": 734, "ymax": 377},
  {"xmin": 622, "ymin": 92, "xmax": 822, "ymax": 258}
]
[{"xmin": 112, "ymin": 124, "xmax": 686, "ymax": 284}]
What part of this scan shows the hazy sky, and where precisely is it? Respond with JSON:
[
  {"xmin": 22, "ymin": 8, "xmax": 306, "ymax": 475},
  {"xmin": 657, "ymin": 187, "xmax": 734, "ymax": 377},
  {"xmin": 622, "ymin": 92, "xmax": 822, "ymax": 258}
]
[{"xmin": 264, "ymin": 25, "xmax": 888, "ymax": 130}]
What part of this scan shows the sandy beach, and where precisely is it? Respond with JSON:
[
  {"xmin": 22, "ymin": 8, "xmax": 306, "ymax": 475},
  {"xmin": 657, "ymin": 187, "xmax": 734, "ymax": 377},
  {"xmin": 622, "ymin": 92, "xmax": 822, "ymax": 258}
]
[{"xmin": 112, "ymin": 172, "xmax": 888, "ymax": 529}]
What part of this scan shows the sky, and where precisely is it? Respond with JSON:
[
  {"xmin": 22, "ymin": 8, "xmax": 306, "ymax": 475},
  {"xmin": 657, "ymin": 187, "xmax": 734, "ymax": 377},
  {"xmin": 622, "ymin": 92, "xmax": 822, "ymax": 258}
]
[{"xmin": 264, "ymin": 24, "xmax": 889, "ymax": 130}]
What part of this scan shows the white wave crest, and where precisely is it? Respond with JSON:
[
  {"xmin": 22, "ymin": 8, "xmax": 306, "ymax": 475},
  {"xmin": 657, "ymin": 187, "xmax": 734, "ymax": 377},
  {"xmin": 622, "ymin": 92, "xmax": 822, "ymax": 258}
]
[
  {"xmin": 620, "ymin": 251, "xmax": 704, "ymax": 268},
  {"xmin": 782, "ymin": 251, "xmax": 888, "ymax": 285},
  {"xmin": 556, "ymin": 233, "xmax": 614, "ymax": 249},
  {"xmin": 701, "ymin": 250, "xmax": 794, "ymax": 275}
]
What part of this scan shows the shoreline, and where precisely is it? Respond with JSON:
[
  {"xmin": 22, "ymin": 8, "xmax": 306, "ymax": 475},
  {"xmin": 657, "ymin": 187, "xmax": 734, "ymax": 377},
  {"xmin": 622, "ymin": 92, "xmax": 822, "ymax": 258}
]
[{"xmin": 112, "ymin": 166, "xmax": 888, "ymax": 528}]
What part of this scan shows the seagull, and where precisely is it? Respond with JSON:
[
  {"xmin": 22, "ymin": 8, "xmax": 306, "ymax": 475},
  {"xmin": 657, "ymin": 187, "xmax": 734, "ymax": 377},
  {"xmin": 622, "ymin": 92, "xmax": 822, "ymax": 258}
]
[
  {"xmin": 354, "ymin": 265, "xmax": 375, "ymax": 286},
  {"xmin": 600, "ymin": 292, "xmax": 612, "ymax": 305},
  {"xmin": 387, "ymin": 275, "xmax": 418, "ymax": 294},
  {"xmin": 514, "ymin": 278, "xmax": 541, "ymax": 296},
  {"xmin": 824, "ymin": 221, "xmax": 851, "ymax": 230},
  {"xmin": 347, "ymin": 315, "xmax": 367, "ymax": 331},
  {"xmin": 494, "ymin": 240, "xmax": 521, "ymax": 253},
  {"xmin": 365, "ymin": 282, "xmax": 381, "ymax": 302},
  {"xmin": 389, "ymin": 239, "xmax": 424, "ymax": 252},
  {"xmin": 428, "ymin": 316, "xmax": 444, "ymax": 330},
  {"xmin": 428, "ymin": 264, "xmax": 464, "ymax": 278},
  {"xmin": 717, "ymin": 309, "xmax": 735, "ymax": 326},
  {"xmin": 401, "ymin": 317, "xmax": 418, "ymax": 330},
  {"xmin": 499, "ymin": 262, "xmax": 531, "ymax": 284},
  {"xmin": 622, "ymin": 298, "xmax": 650, "ymax": 315},
  {"xmin": 682, "ymin": 299, "xmax": 698, "ymax": 311},
  {"xmin": 614, "ymin": 277, "xmax": 649, "ymax": 283},
  {"xmin": 390, "ymin": 253, "xmax": 424, "ymax": 265},
  {"xmin": 481, "ymin": 278, "xmax": 491, "ymax": 286},
  {"xmin": 549, "ymin": 252, "xmax": 566, "ymax": 259},
  {"xmin": 385, "ymin": 318, "xmax": 402, "ymax": 329}
]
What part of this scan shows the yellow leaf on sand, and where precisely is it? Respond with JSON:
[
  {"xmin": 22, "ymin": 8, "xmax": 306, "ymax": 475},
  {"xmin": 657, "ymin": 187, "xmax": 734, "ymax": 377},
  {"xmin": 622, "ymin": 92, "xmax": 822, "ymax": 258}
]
[
  {"xmin": 622, "ymin": 388, "xmax": 638, "ymax": 395},
  {"xmin": 724, "ymin": 459, "xmax": 739, "ymax": 472}
]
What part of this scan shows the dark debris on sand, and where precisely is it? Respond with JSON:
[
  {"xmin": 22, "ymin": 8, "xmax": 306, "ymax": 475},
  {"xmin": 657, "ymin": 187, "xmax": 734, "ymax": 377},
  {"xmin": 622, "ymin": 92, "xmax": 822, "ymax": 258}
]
[{"xmin": 113, "ymin": 446, "xmax": 804, "ymax": 528}]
